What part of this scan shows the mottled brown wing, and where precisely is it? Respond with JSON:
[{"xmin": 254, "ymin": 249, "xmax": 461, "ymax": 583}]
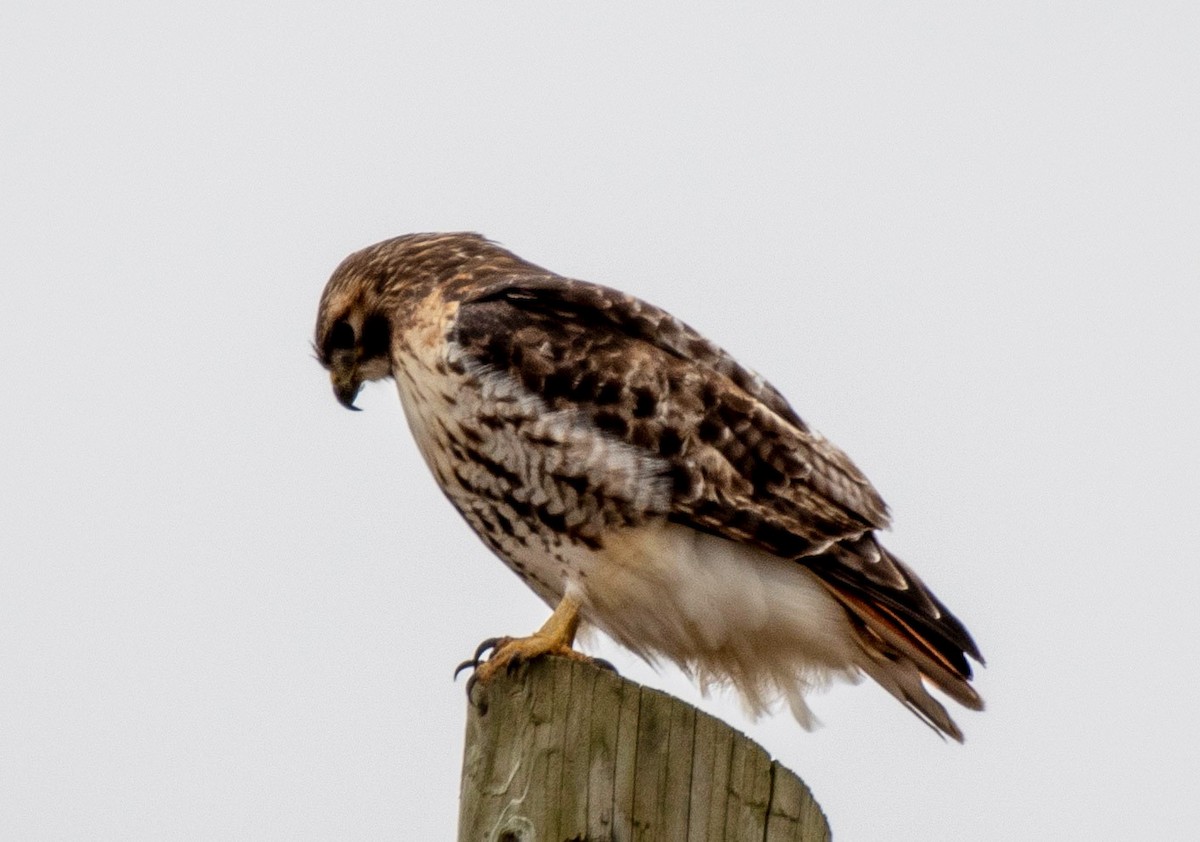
[
  {"xmin": 450, "ymin": 273, "xmax": 888, "ymax": 552},
  {"xmin": 451, "ymin": 274, "xmax": 984, "ymax": 694}
]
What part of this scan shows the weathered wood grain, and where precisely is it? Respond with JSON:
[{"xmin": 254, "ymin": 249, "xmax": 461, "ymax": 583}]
[{"xmin": 458, "ymin": 657, "xmax": 830, "ymax": 842}]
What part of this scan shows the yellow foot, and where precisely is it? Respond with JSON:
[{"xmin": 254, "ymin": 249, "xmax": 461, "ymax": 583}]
[
  {"xmin": 453, "ymin": 635, "xmax": 617, "ymax": 698},
  {"xmin": 472, "ymin": 634, "xmax": 592, "ymax": 680},
  {"xmin": 452, "ymin": 594, "xmax": 616, "ymax": 700}
]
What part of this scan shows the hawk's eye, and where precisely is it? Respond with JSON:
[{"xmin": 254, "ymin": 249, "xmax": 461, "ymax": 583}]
[
  {"xmin": 361, "ymin": 313, "xmax": 391, "ymax": 359},
  {"xmin": 328, "ymin": 320, "xmax": 355, "ymax": 351}
]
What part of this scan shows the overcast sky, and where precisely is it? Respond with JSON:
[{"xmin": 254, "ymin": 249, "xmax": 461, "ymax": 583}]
[{"xmin": 3, "ymin": 3, "xmax": 1198, "ymax": 840}]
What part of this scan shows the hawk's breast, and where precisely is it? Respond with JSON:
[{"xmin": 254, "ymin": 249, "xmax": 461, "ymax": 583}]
[{"xmin": 388, "ymin": 296, "xmax": 672, "ymax": 607}]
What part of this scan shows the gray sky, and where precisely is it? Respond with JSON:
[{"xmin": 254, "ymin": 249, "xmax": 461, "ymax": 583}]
[{"xmin": 3, "ymin": 2, "xmax": 1197, "ymax": 839}]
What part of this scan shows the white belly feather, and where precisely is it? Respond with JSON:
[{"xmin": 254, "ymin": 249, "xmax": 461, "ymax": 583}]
[{"xmin": 573, "ymin": 521, "xmax": 863, "ymax": 729}]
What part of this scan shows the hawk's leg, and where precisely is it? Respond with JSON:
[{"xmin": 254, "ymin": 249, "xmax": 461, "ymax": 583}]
[{"xmin": 454, "ymin": 593, "xmax": 616, "ymax": 691}]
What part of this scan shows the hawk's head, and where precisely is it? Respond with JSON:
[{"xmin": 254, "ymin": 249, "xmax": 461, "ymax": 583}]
[
  {"xmin": 313, "ymin": 243, "xmax": 401, "ymax": 411},
  {"xmin": 315, "ymin": 232, "xmax": 534, "ymax": 410},
  {"xmin": 314, "ymin": 306, "xmax": 391, "ymax": 411}
]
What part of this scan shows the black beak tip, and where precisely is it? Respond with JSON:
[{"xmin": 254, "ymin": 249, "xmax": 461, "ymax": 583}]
[{"xmin": 334, "ymin": 384, "xmax": 362, "ymax": 411}]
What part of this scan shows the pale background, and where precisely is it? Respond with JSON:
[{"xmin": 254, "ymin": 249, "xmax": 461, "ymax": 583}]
[{"xmin": 2, "ymin": 3, "xmax": 1198, "ymax": 840}]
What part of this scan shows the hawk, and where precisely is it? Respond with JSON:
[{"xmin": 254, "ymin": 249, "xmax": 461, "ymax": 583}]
[{"xmin": 314, "ymin": 232, "xmax": 984, "ymax": 740}]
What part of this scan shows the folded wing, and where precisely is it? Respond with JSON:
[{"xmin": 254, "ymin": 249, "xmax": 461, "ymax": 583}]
[{"xmin": 451, "ymin": 273, "xmax": 983, "ymax": 738}]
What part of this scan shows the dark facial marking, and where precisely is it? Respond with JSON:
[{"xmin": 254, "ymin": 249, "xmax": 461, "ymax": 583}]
[
  {"xmin": 360, "ymin": 313, "xmax": 391, "ymax": 359},
  {"xmin": 326, "ymin": 320, "xmax": 355, "ymax": 356}
]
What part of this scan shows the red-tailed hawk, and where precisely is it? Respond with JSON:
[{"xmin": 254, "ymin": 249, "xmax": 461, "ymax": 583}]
[{"xmin": 314, "ymin": 232, "xmax": 984, "ymax": 740}]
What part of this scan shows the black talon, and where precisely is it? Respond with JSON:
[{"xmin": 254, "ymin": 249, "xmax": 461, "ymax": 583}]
[
  {"xmin": 473, "ymin": 637, "xmax": 501, "ymax": 662},
  {"xmin": 454, "ymin": 637, "xmax": 506, "ymax": 682}
]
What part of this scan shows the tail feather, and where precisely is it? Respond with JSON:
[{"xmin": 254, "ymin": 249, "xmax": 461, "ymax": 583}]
[
  {"xmin": 855, "ymin": 640, "xmax": 964, "ymax": 742},
  {"xmin": 808, "ymin": 537, "xmax": 985, "ymax": 741}
]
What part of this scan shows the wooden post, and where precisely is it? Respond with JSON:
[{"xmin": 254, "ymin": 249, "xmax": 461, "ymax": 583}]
[{"xmin": 458, "ymin": 656, "xmax": 830, "ymax": 842}]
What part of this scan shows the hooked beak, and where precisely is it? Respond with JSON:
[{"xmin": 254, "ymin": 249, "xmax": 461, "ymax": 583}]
[{"xmin": 330, "ymin": 363, "xmax": 362, "ymax": 411}]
